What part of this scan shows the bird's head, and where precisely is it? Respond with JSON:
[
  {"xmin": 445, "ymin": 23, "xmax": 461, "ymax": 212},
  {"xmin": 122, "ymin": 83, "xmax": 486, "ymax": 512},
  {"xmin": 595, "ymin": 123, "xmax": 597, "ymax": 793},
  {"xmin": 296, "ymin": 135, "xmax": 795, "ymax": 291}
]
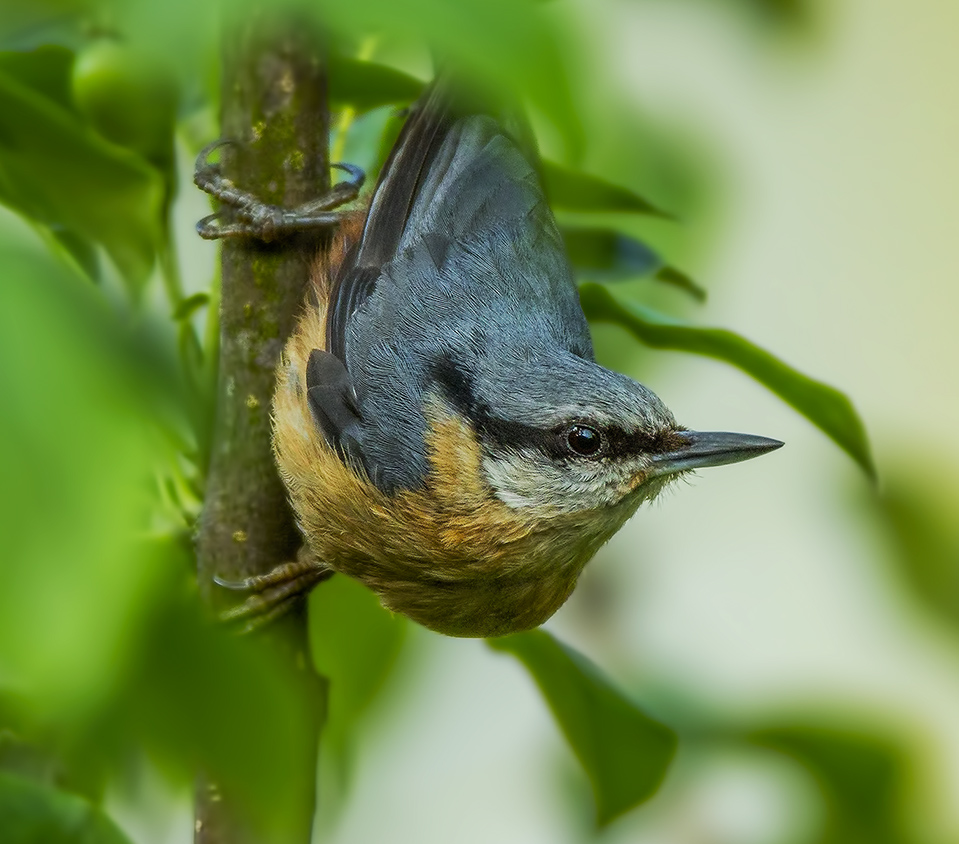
[{"xmin": 434, "ymin": 349, "xmax": 782, "ymax": 522}]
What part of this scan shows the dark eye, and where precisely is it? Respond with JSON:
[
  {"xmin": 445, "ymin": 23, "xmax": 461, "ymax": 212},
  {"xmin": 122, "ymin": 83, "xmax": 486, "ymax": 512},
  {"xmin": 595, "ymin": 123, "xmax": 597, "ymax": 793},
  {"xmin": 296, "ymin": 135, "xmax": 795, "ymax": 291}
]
[{"xmin": 565, "ymin": 424, "xmax": 603, "ymax": 457}]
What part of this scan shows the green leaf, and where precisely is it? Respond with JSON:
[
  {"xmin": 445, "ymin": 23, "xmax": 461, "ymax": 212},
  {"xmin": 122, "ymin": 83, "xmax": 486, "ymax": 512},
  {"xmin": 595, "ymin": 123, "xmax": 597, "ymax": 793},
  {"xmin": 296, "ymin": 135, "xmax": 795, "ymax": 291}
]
[
  {"xmin": 654, "ymin": 265, "xmax": 707, "ymax": 302},
  {"xmin": 1, "ymin": 536, "xmax": 324, "ymax": 844},
  {"xmin": 0, "ymin": 238, "xmax": 316, "ymax": 835},
  {"xmin": 562, "ymin": 226, "xmax": 661, "ymax": 281},
  {"xmin": 0, "ymin": 8, "xmax": 87, "ymax": 53},
  {"xmin": 172, "ymin": 291, "xmax": 210, "ymax": 321},
  {"xmin": 309, "ymin": 575, "xmax": 406, "ymax": 828},
  {"xmin": 120, "ymin": 569, "xmax": 323, "ymax": 843},
  {"xmin": 870, "ymin": 465, "xmax": 959, "ymax": 629},
  {"xmin": 45, "ymin": 227, "xmax": 100, "ymax": 282},
  {"xmin": 543, "ymin": 160, "xmax": 673, "ymax": 217},
  {"xmin": 0, "ymin": 236, "xmax": 182, "ymax": 711},
  {"xmin": 579, "ymin": 282, "xmax": 875, "ymax": 479},
  {"xmin": 489, "ymin": 630, "xmax": 676, "ymax": 825},
  {"xmin": 0, "ymin": 45, "xmax": 76, "ymax": 111},
  {"xmin": 309, "ymin": 574, "xmax": 407, "ymax": 742},
  {"xmin": 0, "ymin": 772, "xmax": 134, "ymax": 844},
  {"xmin": 318, "ymin": 0, "xmax": 584, "ymax": 158},
  {"xmin": 750, "ymin": 725, "xmax": 907, "ymax": 844},
  {"xmin": 0, "ymin": 66, "xmax": 163, "ymax": 289},
  {"xmin": 368, "ymin": 106, "xmax": 406, "ymax": 185},
  {"xmin": 560, "ymin": 226, "xmax": 707, "ymax": 302},
  {"xmin": 329, "ymin": 56, "xmax": 424, "ymax": 112},
  {"xmin": 729, "ymin": 0, "xmax": 814, "ymax": 31}
]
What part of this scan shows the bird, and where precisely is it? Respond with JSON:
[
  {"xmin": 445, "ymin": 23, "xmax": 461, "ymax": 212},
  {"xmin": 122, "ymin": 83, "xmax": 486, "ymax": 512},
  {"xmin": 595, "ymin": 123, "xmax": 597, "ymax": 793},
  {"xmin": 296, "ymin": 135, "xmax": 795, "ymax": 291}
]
[{"xmin": 196, "ymin": 75, "xmax": 783, "ymax": 638}]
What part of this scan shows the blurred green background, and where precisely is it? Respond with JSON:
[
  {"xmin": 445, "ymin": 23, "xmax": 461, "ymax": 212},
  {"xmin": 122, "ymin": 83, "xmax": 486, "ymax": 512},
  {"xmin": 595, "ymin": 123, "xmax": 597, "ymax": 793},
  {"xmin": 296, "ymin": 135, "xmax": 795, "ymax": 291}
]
[{"xmin": 1, "ymin": 0, "xmax": 958, "ymax": 842}]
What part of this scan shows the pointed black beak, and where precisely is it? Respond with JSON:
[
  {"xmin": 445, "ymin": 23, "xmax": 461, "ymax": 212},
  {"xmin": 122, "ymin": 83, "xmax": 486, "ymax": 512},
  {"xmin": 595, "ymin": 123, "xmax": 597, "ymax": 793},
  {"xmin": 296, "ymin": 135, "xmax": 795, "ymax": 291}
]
[{"xmin": 649, "ymin": 430, "xmax": 784, "ymax": 477}]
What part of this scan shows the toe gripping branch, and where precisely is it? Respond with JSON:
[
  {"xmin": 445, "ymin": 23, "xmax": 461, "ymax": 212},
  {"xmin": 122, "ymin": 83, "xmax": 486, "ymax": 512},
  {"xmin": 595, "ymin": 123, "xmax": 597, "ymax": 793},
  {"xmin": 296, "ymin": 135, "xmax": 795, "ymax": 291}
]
[
  {"xmin": 216, "ymin": 553, "xmax": 334, "ymax": 634},
  {"xmin": 194, "ymin": 139, "xmax": 365, "ymax": 241}
]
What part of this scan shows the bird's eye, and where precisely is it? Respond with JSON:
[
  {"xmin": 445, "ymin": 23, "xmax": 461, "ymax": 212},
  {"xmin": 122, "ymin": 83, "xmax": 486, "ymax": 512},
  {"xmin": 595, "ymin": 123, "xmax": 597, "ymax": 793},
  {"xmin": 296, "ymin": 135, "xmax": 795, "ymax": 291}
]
[{"xmin": 565, "ymin": 424, "xmax": 603, "ymax": 457}]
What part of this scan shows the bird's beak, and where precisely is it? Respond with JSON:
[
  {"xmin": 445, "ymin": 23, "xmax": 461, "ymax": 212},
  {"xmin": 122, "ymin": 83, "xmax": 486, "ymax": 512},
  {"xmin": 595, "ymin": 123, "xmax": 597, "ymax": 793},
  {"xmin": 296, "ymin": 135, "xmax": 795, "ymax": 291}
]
[{"xmin": 648, "ymin": 430, "xmax": 784, "ymax": 478}]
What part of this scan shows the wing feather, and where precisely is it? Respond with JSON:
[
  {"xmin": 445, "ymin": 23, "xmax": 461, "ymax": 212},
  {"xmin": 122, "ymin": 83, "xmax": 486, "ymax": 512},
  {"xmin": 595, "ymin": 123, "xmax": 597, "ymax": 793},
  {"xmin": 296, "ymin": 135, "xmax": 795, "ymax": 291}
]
[{"xmin": 326, "ymin": 81, "xmax": 458, "ymax": 359}]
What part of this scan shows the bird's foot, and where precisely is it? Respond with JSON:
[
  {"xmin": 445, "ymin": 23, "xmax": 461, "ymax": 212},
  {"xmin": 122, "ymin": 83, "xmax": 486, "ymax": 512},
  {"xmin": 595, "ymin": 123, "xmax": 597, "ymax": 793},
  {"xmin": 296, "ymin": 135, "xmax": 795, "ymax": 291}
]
[
  {"xmin": 215, "ymin": 554, "xmax": 333, "ymax": 634},
  {"xmin": 194, "ymin": 139, "xmax": 365, "ymax": 241}
]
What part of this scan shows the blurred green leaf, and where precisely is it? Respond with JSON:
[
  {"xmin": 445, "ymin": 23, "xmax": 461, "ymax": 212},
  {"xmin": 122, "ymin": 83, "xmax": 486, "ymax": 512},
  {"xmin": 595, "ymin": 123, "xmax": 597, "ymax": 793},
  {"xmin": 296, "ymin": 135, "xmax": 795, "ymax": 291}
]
[
  {"xmin": 309, "ymin": 574, "xmax": 406, "ymax": 744},
  {"xmin": 115, "ymin": 0, "xmax": 582, "ymax": 153},
  {"xmin": 751, "ymin": 725, "xmax": 908, "ymax": 844},
  {"xmin": 329, "ymin": 56, "xmax": 423, "ymax": 112},
  {"xmin": 872, "ymin": 467, "xmax": 959, "ymax": 629},
  {"xmin": 0, "ymin": 232, "xmax": 261, "ymax": 825},
  {"xmin": 0, "ymin": 537, "xmax": 321, "ymax": 843},
  {"xmin": 0, "ymin": 7, "xmax": 88, "ymax": 53},
  {"xmin": 0, "ymin": 47, "xmax": 99, "ymax": 283},
  {"xmin": 489, "ymin": 630, "xmax": 677, "ymax": 826},
  {"xmin": 562, "ymin": 226, "xmax": 661, "ymax": 280},
  {"xmin": 0, "ymin": 45, "xmax": 76, "ymax": 110},
  {"xmin": 336, "ymin": 104, "xmax": 399, "ymax": 180},
  {"xmin": 654, "ymin": 265, "xmax": 707, "ymax": 302},
  {"xmin": 732, "ymin": 0, "xmax": 813, "ymax": 30},
  {"xmin": 46, "ymin": 226, "xmax": 100, "ymax": 281},
  {"xmin": 543, "ymin": 160, "xmax": 673, "ymax": 217},
  {"xmin": 626, "ymin": 0, "xmax": 814, "ymax": 33},
  {"xmin": 71, "ymin": 38, "xmax": 179, "ymax": 171},
  {"xmin": 561, "ymin": 226, "xmax": 706, "ymax": 301},
  {"xmin": 368, "ymin": 105, "xmax": 406, "ymax": 185},
  {"xmin": 579, "ymin": 283, "xmax": 875, "ymax": 479},
  {"xmin": 309, "ymin": 575, "xmax": 406, "ymax": 827},
  {"xmin": 0, "ymin": 233, "xmax": 187, "ymax": 805},
  {"xmin": 172, "ymin": 291, "xmax": 209, "ymax": 321},
  {"xmin": 0, "ymin": 64, "xmax": 163, "ymax": 288},
  {"xmin": 316, "ymin": 0, "xmax": 584, "ymax": 158},
  {"xmin": 0, "ymin": 235, "xmax": 176, "ymax": 711},
  {"xmin": 111, "ymin": 561, "xmax": 321, "ymax": 843},
  {"xmin": 0, "ymin": 772, "xmax": 133, "ymax": 844}
]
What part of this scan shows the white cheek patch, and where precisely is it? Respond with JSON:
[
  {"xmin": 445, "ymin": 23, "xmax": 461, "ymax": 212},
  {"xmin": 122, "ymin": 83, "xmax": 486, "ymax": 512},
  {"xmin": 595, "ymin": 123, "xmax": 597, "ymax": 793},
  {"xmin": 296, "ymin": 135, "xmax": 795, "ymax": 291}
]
[{"xmin": 482, "ymin": 450, "xmax": 620, "ymax": 515}]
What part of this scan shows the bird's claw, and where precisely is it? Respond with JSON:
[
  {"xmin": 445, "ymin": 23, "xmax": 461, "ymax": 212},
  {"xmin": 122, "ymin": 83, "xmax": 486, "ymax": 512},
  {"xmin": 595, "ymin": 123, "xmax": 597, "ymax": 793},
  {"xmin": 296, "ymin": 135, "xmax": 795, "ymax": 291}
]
[
  {"xmin": 214, "ymin": 556, "xmax": 333, "ymax": 633},
  {"xmin": 194, "ymin": 139, "xmax": 365, "ymax": 241}
]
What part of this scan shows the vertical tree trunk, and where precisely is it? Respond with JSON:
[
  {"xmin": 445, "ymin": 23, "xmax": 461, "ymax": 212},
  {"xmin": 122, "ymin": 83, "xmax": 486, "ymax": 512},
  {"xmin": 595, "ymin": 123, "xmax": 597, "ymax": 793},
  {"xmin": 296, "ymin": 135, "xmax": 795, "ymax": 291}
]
[{"xmin": 194, "ymin": 11, "xmax": 329, "ymax": 844}]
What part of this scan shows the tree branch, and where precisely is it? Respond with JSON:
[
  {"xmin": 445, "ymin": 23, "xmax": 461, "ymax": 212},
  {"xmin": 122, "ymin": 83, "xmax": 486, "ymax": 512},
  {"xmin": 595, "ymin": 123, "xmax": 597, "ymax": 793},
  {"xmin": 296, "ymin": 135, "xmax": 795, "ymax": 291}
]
[{"xmin": 194, "ymin": 11, "xmax": 329, "ymax": 844}]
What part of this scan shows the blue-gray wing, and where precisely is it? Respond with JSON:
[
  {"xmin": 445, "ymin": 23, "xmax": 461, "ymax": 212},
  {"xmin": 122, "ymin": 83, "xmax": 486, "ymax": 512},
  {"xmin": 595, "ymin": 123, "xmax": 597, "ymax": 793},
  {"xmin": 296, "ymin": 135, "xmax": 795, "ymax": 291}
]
[
  {"xmin": 306, "ymin": 80, "xmax": 455, "ymax": 459},
  {"xmin": 308, "ymin": 76, "xmax": 592, "ymax": 492},
  {"xmin": 324, "ymin": 81, "xmax": 456, "ymax": 361}
]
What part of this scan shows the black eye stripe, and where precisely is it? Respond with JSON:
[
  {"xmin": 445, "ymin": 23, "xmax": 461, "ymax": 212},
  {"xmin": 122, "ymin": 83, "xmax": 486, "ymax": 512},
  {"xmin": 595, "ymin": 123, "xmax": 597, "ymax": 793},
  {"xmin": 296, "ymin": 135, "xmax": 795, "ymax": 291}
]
[
  {"xmin": 431, "ymin": 352, "xmax": 685, "ymax": 461},
  {"xmin": 472, "ymin": 417, "xmax": 683, "ymax": 463}
]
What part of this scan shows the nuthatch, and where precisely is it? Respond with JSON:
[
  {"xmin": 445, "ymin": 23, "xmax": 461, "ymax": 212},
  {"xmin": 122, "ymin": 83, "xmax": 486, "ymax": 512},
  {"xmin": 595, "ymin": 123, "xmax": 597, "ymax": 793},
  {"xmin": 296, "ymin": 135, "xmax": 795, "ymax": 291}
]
[{"xmin": 196, "ymin": 77, "xmax": 782, "ymax": 637}]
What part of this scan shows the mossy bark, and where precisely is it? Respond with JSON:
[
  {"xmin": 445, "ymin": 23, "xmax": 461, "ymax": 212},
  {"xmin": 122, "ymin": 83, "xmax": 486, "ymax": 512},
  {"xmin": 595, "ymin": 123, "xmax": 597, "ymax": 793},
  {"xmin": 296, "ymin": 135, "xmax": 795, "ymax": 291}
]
[{"xmin": 194, "ymin": 12, "xmax": 330, "ymax": 844}]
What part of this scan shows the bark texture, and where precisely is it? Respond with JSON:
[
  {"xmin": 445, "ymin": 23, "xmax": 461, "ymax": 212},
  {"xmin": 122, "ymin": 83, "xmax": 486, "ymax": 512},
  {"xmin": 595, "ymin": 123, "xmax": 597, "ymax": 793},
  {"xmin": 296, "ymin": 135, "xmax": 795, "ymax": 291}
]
[{"xmin": 194, "ymin": 12, "xmax": 330, "ymax": 844}]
